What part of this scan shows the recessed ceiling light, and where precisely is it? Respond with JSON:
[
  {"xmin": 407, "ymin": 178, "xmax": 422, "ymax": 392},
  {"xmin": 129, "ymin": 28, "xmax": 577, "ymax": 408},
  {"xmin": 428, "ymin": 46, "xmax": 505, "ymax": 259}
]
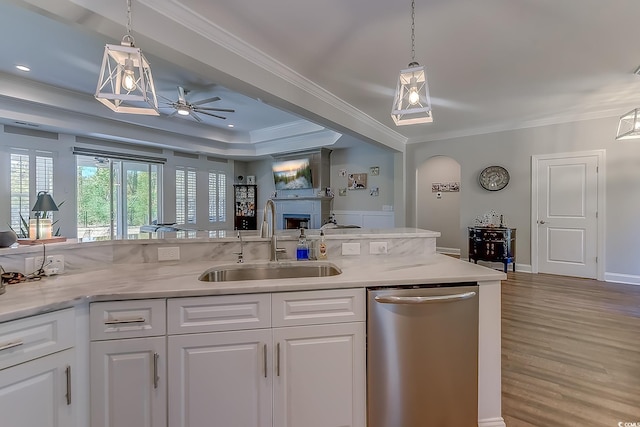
[
  {"xmin": 16, "ymin": 65, "xmax": 30, "ymax": 72},
  {"xmin": 227, "ymin": 124, "xmax": 234, "ymax": 128}
]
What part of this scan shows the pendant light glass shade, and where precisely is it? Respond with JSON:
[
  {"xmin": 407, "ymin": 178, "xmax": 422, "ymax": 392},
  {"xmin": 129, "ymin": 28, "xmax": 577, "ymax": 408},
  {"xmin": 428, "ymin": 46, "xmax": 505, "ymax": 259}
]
[
  {"xmin": 615, "ymin": 108, "xmax": 640, "ymax": 140},
  {"xmin": 391, "ymin": 62, "xmax": 433, "ymax": 125}
]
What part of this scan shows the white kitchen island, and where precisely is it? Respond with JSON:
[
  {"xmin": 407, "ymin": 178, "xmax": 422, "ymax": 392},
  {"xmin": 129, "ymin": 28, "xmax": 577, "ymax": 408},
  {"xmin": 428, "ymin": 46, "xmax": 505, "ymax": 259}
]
[{"xmin": 0, "ymin": 228, "xmax": 506, "ymax": 427}]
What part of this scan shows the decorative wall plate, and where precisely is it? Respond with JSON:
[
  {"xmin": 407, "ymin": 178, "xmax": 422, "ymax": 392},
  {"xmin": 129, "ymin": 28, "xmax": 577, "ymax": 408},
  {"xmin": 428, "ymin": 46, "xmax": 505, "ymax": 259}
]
[{"xmin": 479, "ymin": 166, "xmax": 510, "ymax": 191}]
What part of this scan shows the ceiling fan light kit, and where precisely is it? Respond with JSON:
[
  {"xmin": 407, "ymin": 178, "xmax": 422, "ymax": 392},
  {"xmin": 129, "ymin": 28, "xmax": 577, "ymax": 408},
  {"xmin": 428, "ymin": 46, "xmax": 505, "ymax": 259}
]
[
  {"xmin": 95, "ymin": 0, "xmax": 159, "ymax": 116},
  {"xmin": 391, "ymin": 0, "xmax": 433, "ymax": 126}
]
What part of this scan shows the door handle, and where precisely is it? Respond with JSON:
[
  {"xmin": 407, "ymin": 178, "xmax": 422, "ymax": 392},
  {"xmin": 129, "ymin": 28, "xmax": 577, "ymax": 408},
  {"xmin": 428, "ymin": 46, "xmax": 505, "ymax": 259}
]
[
  {"xmin": 153, "ymin": 353, "xmax": 159, "ymax": 389},
  {"xmin": 537, "ymin": 220, "xmax": 546, "ymax": 224},
  {"xmin": 0, "ymin": 340, "xmax": 24, "ymax": 352},
  {"xmin": 104, "ymin": 317, "xmax": 146, "ymax": 325},
  {"xmin": 263, "ymin": 344, "xmax": 267, "ymax": 378},
  {"xmin": 65, "ymin": 365, "xmax": 72, "ymax": 405},
  {"xmin": 374, "ymin": 291, "xmax": 476, "ymax": 305}
]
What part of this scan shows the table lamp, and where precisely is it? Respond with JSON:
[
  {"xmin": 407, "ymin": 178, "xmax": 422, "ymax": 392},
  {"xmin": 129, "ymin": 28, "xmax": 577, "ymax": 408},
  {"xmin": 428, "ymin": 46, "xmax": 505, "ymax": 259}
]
[{"xmin": 31, "ymin": 191, "xmax": 59, "ymax": 240}]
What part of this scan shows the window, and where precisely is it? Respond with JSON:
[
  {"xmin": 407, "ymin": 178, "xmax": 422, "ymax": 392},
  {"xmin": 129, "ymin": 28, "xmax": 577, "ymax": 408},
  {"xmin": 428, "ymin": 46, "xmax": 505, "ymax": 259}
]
[
  {"xmin": 209, "ymin": 171, "xmax": 227, "ymax": 222},
  {"xmin": 176, "ymin": 167, "xmax": 196, "ymax": 224},
  {"xmin": 76, "ymin": 155, "xmax": 161, "ymax": 239},
  {"xmin": 9, "ymin": 150, "xmax": 54, "ymax": 235}
]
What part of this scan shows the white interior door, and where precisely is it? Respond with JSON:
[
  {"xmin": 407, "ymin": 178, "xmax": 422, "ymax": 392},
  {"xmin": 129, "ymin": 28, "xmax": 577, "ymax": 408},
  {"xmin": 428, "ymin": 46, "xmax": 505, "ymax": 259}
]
[{"xmin": 532, "ymin": 152, "xmax": 603, "ymax": 279}]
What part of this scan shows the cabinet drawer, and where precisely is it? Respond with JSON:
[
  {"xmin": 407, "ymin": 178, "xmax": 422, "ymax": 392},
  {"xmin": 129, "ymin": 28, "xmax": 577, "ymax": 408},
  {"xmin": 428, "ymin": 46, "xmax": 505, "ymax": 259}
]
[
  {"xmin": 90, "ymin": 299, "xmax": 166, "ymax": 341},
  {"xmin": 0, "ymin": 308, "xmax": 75, "ymax": 370},
  {"xmin": 167, "ymin": 294, "xmax": 271, "ymax": 334},
  {"xmin": 272, "ymin": 288, "xmax": 365, "ymax": 327}
]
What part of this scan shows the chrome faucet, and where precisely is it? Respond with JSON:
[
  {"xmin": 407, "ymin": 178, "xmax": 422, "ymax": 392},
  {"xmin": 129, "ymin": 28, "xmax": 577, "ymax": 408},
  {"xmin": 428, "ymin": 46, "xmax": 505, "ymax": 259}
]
[
  {"xmin": 234, "ymin": 230, "xmax": 244, "ymax": 263},
  {"xmin": 260, "ymin": 199, "xmax": 286, "ymax": 261}
]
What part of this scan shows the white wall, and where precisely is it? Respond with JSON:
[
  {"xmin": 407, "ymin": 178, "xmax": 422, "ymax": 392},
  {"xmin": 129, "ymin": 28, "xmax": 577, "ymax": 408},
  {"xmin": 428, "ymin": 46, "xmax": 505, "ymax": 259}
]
[
  {"xmin": 407, "ymin": 116, "xmax": 640, "ymax": 278},
  {"xmin": 416, "ymin": 156, "xmax": 461, "ymax": 250},
  {"xmin": 330, "ymin": 145, "xmax": 395, "ymax": 212}
]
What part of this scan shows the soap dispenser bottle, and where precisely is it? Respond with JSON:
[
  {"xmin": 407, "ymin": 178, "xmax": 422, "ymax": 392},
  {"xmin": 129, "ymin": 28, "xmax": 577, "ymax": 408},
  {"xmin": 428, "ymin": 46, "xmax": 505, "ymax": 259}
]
[
  {"xmin": 296, "ymin": 228, "xmax": 309, "ymax": 260},
  {"xmin": 318, "ymin": 230, "xmax": 327, "ymax": 259}
]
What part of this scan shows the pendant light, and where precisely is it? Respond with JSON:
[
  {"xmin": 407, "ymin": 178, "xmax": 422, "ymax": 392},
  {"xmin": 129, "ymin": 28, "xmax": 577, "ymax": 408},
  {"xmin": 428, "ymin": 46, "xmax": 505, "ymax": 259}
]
[
  {"xmin": 391, "ymin": 0, "xmax": 433, "ymax": 126},
  {"xmin": 615, "ymin": 108, "xmax": 640, "ymax": 140},
  {"xmin": 95, "ymin": 0, "xmax": 159, "ymax": 115},
  {"xmin": 615, "ymin": 67, "xmax": 640, "ymax": 140}
]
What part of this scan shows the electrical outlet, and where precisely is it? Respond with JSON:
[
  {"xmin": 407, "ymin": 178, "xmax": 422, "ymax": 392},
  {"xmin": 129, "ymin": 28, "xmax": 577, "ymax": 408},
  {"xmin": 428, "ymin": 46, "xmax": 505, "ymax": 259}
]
[
  {"xmin": 47, "ymin": 255, "xmax": 64, "ymax": 274},
  {"xmin": 341, "ymin": 242, "xmax": 361, "ymax": 255},
  {"xmin": 33, "ymin": 255, "xmax": 65, "ymax": 274},
  {"xmin": 158, "ymin": 247, "xmax": 180, "ymax": 261},
  {"xmin": 369, "ymin": 241, "xmax": 388, "ymax": 254}
]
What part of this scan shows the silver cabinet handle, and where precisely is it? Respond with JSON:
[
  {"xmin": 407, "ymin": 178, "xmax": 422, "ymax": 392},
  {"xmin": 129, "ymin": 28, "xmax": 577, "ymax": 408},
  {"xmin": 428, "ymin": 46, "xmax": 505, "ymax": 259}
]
[
  {"xmin": 374, "ymin": 291, "xmax": 476, "ymax": 305},
  {"xmin": 65, "ymin": 365, "xmax": 72, "ymax": 405},
  {"xmin": 104, "ymin": 317, "xmax": 146, "ymax": 325},
  {"xmin": 0, "ymin": 340, "xmax": 24, "ymax": 352},
  {"xmin": 153, "ymin": 353, "xmax": 159, "ymax": 389},
  {"xmin": 276, "ymin": 342, "xmax": 281, "ymax": 377},
  {"xmin": 263, "ymin": 344, "xmax": 268, "ymax": 378}
]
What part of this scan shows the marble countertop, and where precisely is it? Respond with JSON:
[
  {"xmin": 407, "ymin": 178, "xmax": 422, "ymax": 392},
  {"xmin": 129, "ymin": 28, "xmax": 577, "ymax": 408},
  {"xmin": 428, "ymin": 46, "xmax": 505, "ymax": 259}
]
[
  {"xmin": 0, "ymin": 228, "xmax": 441, "ymax": 256},
  {"xmin": 0, "ymin": 254, "xmax": 504, "ymax": 323}
]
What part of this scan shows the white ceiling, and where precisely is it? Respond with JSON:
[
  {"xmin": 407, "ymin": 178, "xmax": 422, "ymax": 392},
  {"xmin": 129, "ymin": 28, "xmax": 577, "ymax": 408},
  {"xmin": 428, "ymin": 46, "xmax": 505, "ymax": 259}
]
[{"xmin": 2, "ymin": 0, "xmax": 640, "ymax": 158}]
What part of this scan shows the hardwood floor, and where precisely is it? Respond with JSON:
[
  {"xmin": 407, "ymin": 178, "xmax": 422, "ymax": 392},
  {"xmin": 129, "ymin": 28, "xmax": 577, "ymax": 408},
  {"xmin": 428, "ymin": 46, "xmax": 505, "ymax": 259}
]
[{"xmin": 501, "ymin": 272, "xmax": 640, "ymax": 426}]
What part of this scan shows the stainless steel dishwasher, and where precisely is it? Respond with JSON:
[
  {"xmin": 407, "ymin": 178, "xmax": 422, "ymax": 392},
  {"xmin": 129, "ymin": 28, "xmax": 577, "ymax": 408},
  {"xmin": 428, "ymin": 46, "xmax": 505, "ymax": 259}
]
[{"xmin": 367, "ymin": 283, "xmax": 479, "ymax": 427}]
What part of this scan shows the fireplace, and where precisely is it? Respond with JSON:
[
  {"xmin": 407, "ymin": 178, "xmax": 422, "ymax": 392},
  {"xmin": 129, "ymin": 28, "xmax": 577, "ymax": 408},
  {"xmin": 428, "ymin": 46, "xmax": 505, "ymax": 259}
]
[{"xmin": 283, "ymin": 214, "xmax": 311, "ymax": 230}]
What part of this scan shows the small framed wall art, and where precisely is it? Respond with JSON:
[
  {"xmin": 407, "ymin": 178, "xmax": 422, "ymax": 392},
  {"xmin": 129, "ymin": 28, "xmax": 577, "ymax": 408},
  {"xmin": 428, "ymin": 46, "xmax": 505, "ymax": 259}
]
[{"xmin": 348, "ymin": 173, "xmax": 367, "ymax": 190}]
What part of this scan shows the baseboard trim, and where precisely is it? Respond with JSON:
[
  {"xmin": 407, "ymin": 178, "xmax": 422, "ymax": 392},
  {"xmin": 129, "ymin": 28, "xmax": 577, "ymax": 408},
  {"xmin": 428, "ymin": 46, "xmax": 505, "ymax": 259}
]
[
  {"xmin": 478, "ymin": 417, "xmax": 506, "ymax": 427},
  {"xmin": 436, "ymin": 247, "xmax": 460, "ymax": 256},
  {"xmin": 604, "ymin": 272, "xmax": 640, "ymax": 285},
  {"xmin": 464, "ymin": 259, "xmax": 532, "ymax": 273}
]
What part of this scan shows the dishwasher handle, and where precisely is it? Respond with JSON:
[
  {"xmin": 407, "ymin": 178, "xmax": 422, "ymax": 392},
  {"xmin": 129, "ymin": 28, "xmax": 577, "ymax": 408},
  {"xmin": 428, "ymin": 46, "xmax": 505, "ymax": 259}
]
[{"xmin": 374, "ymin": 291, "xmax": 476, "ymax": 305}]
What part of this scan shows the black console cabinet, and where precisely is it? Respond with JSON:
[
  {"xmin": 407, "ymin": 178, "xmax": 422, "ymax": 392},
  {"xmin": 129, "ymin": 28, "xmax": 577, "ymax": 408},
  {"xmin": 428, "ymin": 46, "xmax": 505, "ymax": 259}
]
[
  {"xmin": 234, "ymin": 185, "xmax": 257, "ymax": 230},
  {"xmin": 468, "ymin": 226, "xmax": 516, "ymax": 272}
]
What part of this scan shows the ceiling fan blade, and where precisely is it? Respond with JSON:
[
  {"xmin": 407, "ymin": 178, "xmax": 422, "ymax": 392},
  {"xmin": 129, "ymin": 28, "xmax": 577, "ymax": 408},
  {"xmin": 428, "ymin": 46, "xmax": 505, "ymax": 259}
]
[
  {"xmin": 177, "ymin": 86, "xmax": 187, "ymax": 103},
  {"xmin": 198, "ymin": 110, "xmax": 227, "ymax": 120},
  {"xmin": 195, "ymin": 107, "xmax": 235, "ymax": 113},
  {"xmin": 190, "ymin": 111, "xmax": 203, "ymax": 122},
  {"xmin": 158, "ymin": 94, "xmax": 175, "ymax": 103},
  {"xmin": 191, "ymin": 96, "xmax": 220, "ymax": 106}
]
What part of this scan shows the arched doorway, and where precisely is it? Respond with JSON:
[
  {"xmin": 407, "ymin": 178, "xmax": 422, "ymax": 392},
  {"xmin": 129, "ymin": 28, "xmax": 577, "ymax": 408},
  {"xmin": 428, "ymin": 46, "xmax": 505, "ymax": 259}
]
[{"xmin": 416, "ymin": 156, "xmax": 461, "ymax": 254}]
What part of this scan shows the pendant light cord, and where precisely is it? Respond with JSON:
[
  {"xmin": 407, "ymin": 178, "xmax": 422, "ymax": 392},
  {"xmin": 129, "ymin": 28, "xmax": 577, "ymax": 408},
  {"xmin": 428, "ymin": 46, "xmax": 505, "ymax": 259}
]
[
  {"xmin": 122, "ymin": 0, "xmax": 135, "ymax": 46},
  {"xmin": 410, "ymin": 0, "xmax": 416, "ymax": 63}
]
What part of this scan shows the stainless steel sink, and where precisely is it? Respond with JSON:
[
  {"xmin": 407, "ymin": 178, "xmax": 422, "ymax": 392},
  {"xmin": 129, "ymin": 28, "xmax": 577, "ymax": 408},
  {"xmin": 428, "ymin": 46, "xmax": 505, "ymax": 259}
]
[{"xmin": 198, "ymin": 262, "xmax": 342, "ymax": 282}]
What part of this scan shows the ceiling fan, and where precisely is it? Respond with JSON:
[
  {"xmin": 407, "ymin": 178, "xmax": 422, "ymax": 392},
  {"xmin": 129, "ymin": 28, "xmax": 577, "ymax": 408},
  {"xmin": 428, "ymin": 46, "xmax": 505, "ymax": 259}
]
[{"xmin": 161, "ymin": 86, "xmax": 235, "ymax": 122}]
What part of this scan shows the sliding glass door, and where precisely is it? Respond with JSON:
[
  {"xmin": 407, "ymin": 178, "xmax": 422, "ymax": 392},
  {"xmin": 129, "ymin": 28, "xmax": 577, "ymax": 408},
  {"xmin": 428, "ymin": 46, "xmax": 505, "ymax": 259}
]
[{"xmin": 77, "ymin": 156, "xmax": 160, "ymax": 239}]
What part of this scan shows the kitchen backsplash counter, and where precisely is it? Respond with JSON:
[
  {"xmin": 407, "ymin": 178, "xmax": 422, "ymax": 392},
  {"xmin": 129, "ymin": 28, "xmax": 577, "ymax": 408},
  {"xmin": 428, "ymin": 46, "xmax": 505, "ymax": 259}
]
[
  {"xmin": 0, "ymin": 228, "xmax": 440, "ymax": 273},
  {"xmin": 0, "ymin": 254, "xmax": 505, "ymax": 323}
]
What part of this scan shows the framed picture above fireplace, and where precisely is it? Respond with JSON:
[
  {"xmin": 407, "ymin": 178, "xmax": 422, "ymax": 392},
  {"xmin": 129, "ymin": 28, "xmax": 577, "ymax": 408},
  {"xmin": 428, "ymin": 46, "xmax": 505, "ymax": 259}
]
[{"xmin": 272, "ymin": 158, "xmax": 313, "ymax": 190}]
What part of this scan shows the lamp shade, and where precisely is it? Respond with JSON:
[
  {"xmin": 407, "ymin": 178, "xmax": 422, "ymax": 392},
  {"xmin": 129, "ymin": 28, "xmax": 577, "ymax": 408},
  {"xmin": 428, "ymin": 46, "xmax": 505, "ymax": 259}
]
[
  {"xmin": 95, "ymin": 40, "xmax": 159, "ymax": 116},
  {"xmin": 391, "ymin": 62, "xmax": 433, "ymax": 126},
  {"xmin": 615, "ymin": 108, "xmax": 640, "ymax": 140},
  {"xmin": 32, "ymin": 191, "xmax": 59, "ymax": 213}
]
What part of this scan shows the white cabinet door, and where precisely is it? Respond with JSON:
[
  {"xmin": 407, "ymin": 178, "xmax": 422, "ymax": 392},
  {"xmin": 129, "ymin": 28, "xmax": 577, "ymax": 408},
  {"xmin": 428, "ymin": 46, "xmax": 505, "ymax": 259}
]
[
  {"xmin": 90, "ymin": 336, "xmax": 166, "ymax": 427},
  {"xmin": 168, "ymin": 329, "xmax": 272, "ymax": 427},
  {"xmin": 273, "ymin": 323, "xmax": 366, "ymax": 427},
  {"xmin": 0, "ymin": 348, "xmax": 75, "ymax": 427}
]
